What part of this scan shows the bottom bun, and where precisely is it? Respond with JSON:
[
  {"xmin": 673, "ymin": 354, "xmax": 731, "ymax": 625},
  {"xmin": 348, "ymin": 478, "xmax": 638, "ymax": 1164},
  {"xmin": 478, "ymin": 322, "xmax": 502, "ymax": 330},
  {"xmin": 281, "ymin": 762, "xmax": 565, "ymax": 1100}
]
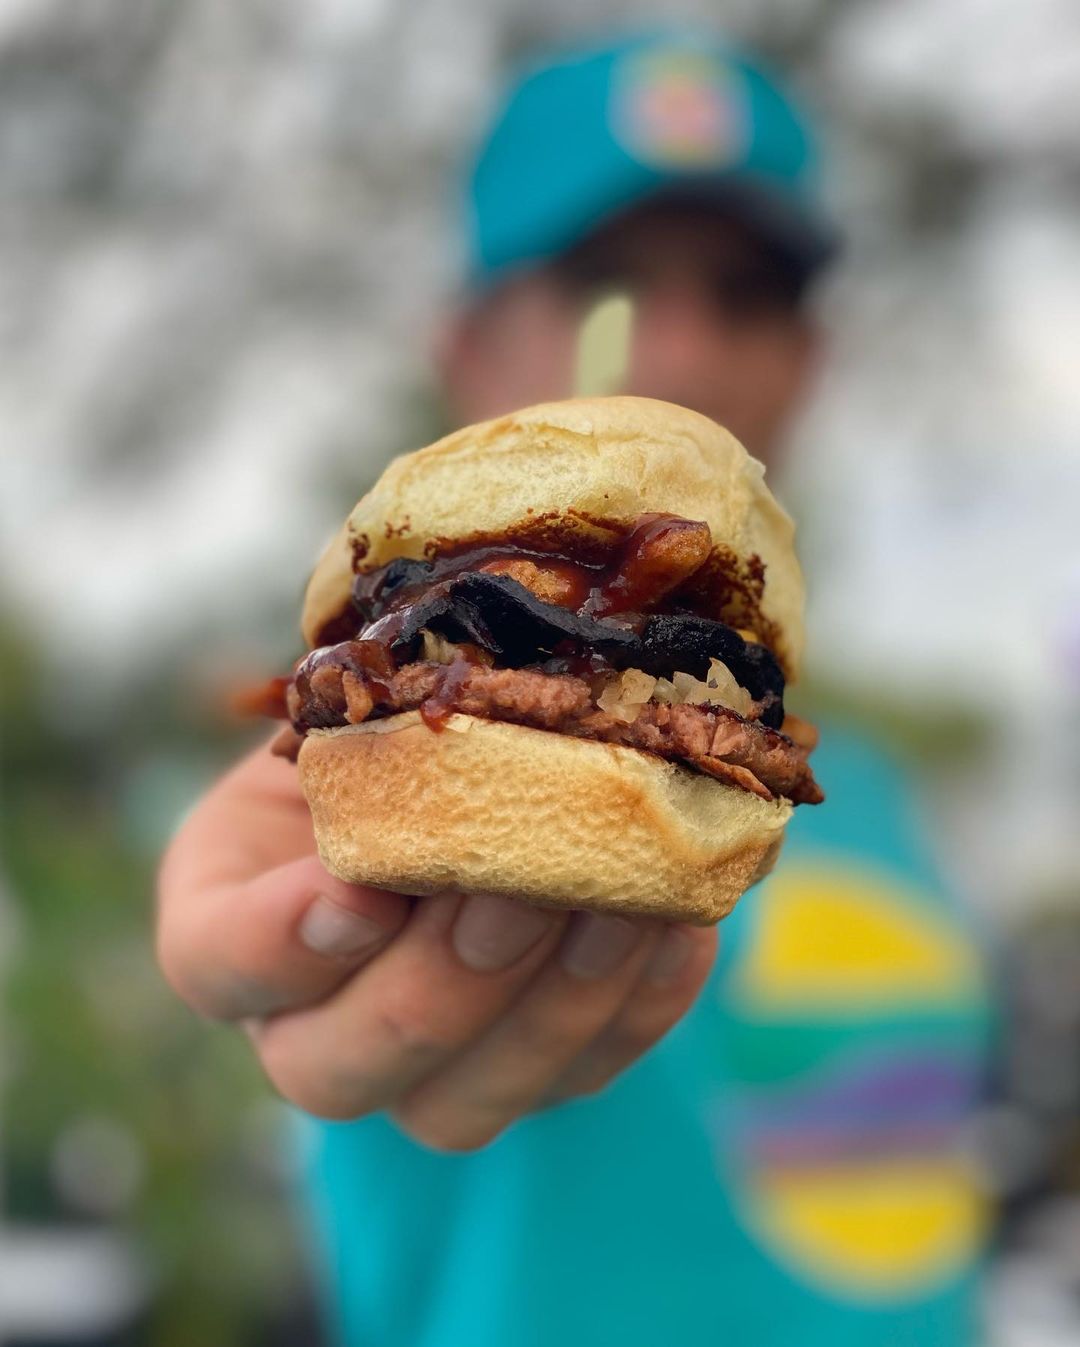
[{"xmin": 298, "ymin": 712, "xmax": 791, "ymax": 925}]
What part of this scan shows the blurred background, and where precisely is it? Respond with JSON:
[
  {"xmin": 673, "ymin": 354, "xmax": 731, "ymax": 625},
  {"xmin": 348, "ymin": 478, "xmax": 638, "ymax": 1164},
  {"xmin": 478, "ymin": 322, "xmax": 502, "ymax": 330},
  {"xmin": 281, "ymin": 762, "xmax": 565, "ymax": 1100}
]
[{"xmin": 1, "ymin": 1, "xmax": 1078, "ymax": 1343}]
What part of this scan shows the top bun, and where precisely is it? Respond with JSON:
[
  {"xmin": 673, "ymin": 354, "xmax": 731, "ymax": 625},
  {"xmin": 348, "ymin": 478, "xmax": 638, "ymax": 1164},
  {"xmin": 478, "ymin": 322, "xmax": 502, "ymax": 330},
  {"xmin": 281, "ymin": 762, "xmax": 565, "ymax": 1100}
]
[{"xmin": 302, "ymin": 396, "xmax": 805, "ymax": 678}]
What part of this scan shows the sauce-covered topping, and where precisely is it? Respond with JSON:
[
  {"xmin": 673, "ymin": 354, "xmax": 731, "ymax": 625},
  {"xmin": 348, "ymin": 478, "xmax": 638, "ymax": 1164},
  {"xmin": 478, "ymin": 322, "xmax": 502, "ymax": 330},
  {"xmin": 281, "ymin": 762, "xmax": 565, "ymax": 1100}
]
[
  {"xmin": 476, "ymin": 556, "xmax": 590, "ymax": 609},
  {"xmin": 249, "ymin": 513, "xmax": 787, "ymax": 736},
  {"xmin": 585, "ymin": 514, "xmax": 712, "ymax": 617},
  {"xmin": 351, "ymin": 545, "xmax": 598, "ymax": 626},
  {"xmin": 296, "ymin": 637, "xmax": 395, "ymax": 685},
  {"xmin": 292, "ymin": 638, "xmax": 397, "ymax": 727},
  {"xmin": 315, "ymin": 512, "xmax": 780, "ymax": 657},
  {"xmin": 344, "ymin": 514, "xmax": 718, "ymax": 635}
]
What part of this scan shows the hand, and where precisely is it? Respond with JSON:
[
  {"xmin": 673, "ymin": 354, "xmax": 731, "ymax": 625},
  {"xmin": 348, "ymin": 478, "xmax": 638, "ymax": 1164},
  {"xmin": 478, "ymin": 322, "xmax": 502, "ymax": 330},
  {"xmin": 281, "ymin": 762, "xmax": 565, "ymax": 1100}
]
[{"xmin": 157, "ymin": 738, "xmax": 717, "ymax": 1151}]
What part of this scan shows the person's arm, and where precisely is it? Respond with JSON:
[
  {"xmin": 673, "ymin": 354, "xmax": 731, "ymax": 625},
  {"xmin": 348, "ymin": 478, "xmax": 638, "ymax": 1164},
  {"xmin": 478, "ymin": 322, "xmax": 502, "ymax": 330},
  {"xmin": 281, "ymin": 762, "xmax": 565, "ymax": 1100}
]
[{"xmin": 157, "ymin": 737, "xmax": 716, "ymax": 1151}]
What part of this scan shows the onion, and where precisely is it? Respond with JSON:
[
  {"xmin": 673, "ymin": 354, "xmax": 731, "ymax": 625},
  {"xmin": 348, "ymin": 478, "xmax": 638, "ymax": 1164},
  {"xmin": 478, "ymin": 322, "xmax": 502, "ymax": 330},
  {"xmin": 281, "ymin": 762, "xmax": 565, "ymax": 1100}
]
[
  {"xmin": 702, "ymin": 658, "xmax": 755, "ymax": 717},
  {"xmin": 645, "ymin": 660, "xmax": 754, "ymax": 716},
  {"xmin": 596, "ymin": 668, "xmax": 657, "ymax": 722},
  {"xmin": 420, "ymin": 628, "xmax": 459, "ymax": 664},
  {"xmin": 652, "ymin": 677, "xmax": 679, "ymax": 705},
  {"xmin": 672, "ymin": 671, "xmax": 705, "ymax": 702}
]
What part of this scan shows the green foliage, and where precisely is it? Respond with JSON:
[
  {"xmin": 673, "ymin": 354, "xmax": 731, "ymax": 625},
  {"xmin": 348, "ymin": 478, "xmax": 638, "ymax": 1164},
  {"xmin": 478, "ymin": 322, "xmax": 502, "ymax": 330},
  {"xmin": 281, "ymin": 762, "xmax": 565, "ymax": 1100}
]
[
  {"xmin": 0, "ymin": 614, "xmax": 308, "ymax": 1344},
  {"xmin": 795, "ymin": 671, "xmax": 993, "ymax": 771}
]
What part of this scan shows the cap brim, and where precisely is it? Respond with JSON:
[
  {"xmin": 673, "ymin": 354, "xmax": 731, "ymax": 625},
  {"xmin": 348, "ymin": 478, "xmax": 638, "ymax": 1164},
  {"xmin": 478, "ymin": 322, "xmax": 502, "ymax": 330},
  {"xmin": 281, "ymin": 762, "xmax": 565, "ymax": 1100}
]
[
  {"xmin": 673, "ymin": 176, "xmax": 842, "ymax": 279},
  {"xmin": 469, "ymin": 174, "xmax": 841, "ymax": 293}
]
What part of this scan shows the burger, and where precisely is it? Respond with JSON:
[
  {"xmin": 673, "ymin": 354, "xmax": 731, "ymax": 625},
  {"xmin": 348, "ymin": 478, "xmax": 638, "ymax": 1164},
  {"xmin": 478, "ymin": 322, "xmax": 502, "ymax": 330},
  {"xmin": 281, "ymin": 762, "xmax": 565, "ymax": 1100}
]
[{"xmin": 258, "ymin": 396, "xmax": 822, "ymax": 925}]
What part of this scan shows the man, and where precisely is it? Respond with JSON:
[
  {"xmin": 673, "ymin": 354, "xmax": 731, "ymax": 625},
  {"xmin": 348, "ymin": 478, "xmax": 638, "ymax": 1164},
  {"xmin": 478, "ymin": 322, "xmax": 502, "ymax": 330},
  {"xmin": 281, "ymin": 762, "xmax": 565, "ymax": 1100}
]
[{"xmin": 158, "ymin": 29, "xmax": 991, "ymax": 1346}]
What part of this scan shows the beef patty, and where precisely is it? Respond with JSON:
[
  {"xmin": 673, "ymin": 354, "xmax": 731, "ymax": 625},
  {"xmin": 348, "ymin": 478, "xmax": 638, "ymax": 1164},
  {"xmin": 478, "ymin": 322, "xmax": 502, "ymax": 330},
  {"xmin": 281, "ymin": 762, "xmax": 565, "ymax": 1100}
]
[{"xmin": 278, "ymin": 656, "xmax": 822, "ymax": 806}]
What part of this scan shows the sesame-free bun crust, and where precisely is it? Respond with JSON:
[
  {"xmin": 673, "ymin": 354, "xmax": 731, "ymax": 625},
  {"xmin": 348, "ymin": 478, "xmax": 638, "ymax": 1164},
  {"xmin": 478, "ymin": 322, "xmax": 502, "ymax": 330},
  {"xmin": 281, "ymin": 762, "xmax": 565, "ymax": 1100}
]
[
  {"xmin": 302, "ymin": 396, "xmax": 805, "ymax": 678},
  {"xmin": 298, "ymin": 713, "xmax": 791, "ymax": 925}
]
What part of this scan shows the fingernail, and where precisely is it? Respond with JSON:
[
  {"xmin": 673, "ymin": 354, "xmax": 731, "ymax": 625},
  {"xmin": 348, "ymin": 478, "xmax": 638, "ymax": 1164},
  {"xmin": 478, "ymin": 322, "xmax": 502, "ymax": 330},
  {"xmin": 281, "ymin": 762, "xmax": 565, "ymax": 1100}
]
[
  {"xmin": 645, "ymin": 928, "xmax": 692, "ymax": 986},
  {"xmin": 560, "ymin": 913, "xmax": 640, "ymax": 980},
  {"xmin": 299, "ymin": 895, "xmax": 387, "ymax": 959},
  {"xmin": 452, "ymin": 894, "xmax": 551, "ymax": 972}
]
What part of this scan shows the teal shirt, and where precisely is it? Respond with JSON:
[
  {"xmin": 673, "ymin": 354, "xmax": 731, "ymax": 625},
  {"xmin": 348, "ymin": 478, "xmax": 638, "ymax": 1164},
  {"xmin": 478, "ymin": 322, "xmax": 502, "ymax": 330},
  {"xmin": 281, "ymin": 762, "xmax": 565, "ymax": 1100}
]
[{"xmin": 297, "ymin": 726, "xmax": 992, "ymax": 1346}]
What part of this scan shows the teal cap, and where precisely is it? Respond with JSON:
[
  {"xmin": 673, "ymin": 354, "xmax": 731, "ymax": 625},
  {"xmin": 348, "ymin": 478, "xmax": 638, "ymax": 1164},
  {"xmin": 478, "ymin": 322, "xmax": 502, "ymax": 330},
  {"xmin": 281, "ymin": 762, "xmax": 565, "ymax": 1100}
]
[{"xmin": 466, "ymin": 27, "xmax": 839, "ymax": 286}]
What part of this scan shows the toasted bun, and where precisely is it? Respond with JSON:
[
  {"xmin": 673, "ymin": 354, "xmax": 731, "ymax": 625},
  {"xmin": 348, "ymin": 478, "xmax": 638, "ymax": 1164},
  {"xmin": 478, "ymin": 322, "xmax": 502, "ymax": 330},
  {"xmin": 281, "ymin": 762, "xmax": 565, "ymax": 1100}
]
[
  {"xmin": 297, "ymin": 713, "xmax": 791, "ymax": 925},
  {"xmin": 302, "ymin": 396, "xmax": 805, "ymax": 678}
]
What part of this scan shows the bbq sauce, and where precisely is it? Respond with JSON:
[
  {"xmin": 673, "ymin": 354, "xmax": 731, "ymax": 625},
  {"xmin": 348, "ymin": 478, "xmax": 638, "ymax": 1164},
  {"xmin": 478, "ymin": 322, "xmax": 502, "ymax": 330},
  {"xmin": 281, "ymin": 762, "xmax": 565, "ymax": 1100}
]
[
  {"xmin": 293, "ymin": 638, "xmax": 396, "ymax": 727},
  {"xmin": 352, "ymin": 545, "xmax": 596, "ymax": 623},
  {"xmin": 296, "ymin": 637, "xmax": 394, "ymax": 685},
  {"xmin": 280, "ymin": 512, "xmax": 784, "ymax": 736},
  {"xmin": 586, "ymin": 514, "xmax": 712, "ymax": 617},
  {"xmin": 418, "ymin": 655, "xmax": 474, "ymax": 732},
  {"xmin": 345, "ymin": 513, "xmax": 713, "ymax": 633}
]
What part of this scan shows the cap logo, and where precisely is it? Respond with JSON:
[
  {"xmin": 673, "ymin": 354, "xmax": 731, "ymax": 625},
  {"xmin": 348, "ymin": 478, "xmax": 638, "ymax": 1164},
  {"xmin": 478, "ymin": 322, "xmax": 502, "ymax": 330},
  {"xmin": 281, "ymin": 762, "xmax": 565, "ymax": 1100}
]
[{"xmin": 609, "ymin": 48, "xmax": 746, "ymax": 169}]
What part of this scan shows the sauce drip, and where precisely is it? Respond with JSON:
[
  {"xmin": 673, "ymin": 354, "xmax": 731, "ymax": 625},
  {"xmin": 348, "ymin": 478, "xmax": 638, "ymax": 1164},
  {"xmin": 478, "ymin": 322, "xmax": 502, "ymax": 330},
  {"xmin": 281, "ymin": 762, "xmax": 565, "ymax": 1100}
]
[{"xmin": 419, "ymin": 654, "xmax": 476, "ymax": 732}]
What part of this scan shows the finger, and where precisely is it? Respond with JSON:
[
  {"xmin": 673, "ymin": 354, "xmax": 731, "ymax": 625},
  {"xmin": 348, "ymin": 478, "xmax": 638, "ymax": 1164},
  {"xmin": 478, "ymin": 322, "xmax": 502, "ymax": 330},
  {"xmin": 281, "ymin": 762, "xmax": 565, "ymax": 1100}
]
[
  {"xmin": 253, "ymin": 893, "xmax": 569, "ymax": 1120},
  {"xmin": 543, "ymin": 923, "xmax": 718, "ymax": 1105},
  {"xmin": 158, "ymin": 738, "xmax": 410, "ymax": 1019},
  {"xmin": 157, "ymin": 852, "xmax": 413, "ymax": 1020},
  {"xmin": 389, "ymin": 912, "xmax": 664, "ymax": 1151}
]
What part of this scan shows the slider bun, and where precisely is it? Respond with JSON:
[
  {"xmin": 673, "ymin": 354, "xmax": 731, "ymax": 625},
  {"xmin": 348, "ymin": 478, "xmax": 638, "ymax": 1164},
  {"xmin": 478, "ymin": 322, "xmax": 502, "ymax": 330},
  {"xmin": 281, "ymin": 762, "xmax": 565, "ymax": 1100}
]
[
  {"xmin": 303, "ymin": 396, "xmax": 805, "ymax": 679},
  {"xmin": 298, "ymin": 713, "xmax": 791, "ymax": 925}
]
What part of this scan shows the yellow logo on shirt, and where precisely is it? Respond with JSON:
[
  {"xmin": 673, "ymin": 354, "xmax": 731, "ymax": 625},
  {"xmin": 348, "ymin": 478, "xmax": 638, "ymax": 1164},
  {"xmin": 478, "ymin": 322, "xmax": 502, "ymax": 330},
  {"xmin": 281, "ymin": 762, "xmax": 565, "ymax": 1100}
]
[
  {"xmin": 733, "ymin": 865, "xmax": 984, "ymax": 1012},
  {"xmin": 722, "ymin": 862, "xmax": 990, "ymax": 1298},
  {"xmin": 755, "ymin": 1156, "xmax": 987, "ymax": 1295}
]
